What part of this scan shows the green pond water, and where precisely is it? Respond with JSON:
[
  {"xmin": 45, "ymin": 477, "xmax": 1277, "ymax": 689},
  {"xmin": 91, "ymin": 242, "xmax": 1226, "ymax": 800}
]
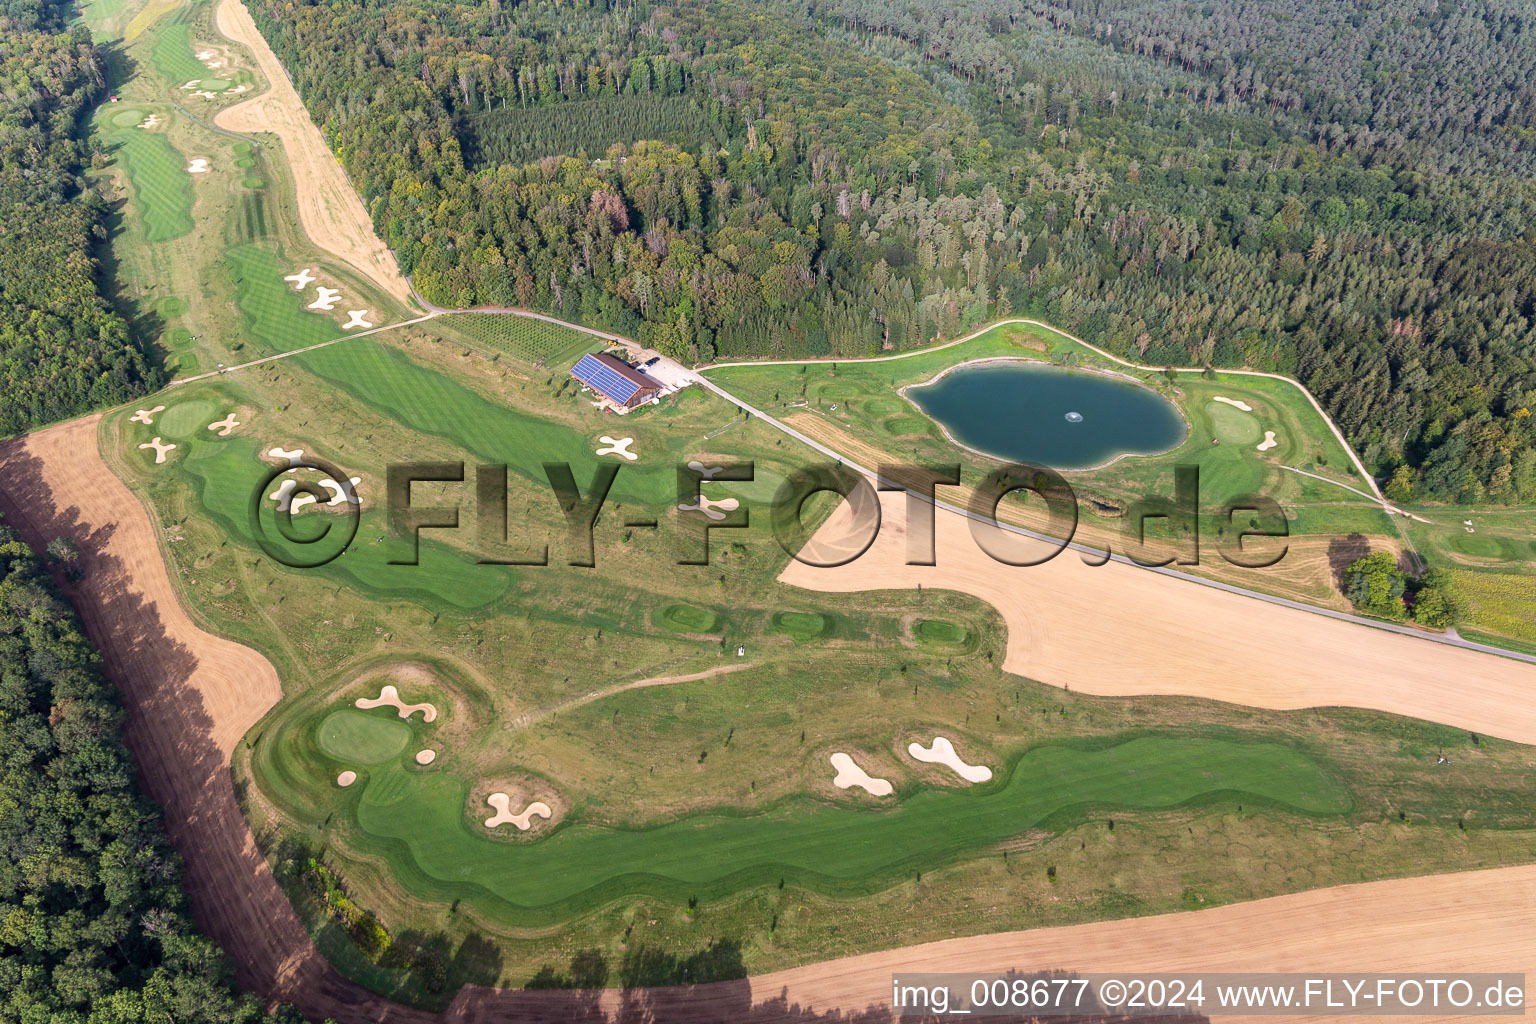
[{"xmin": 908, "ymin": 361, "xmax": 1186, "ymax": 469}]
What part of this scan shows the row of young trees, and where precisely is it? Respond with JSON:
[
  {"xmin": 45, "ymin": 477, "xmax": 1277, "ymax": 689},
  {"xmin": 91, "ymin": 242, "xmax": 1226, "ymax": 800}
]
[
  {"xmin": 0, "ymin": 0, "xmax": 161, "ymax": 439},
  {"xmin": 248, "ymin": 0, "xmax": 1536, "ymax": 505},
  {"xmin": 0, "ymin": 525, "xmax": 309, "ymax": 1021}
]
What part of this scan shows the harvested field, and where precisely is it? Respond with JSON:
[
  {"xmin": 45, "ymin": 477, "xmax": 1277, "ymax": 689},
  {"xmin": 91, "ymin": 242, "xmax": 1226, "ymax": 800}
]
[
  {"xmin": 212, "ymin": 0, "xmax": 412, "ymax": 305},
  {"xmin": 2, "ymin": 421, "xmax": 1534, "ymax": 1024},
  {"xmin": 782, "ymin": 492, "xmax": 1536, "ymax": 745}
]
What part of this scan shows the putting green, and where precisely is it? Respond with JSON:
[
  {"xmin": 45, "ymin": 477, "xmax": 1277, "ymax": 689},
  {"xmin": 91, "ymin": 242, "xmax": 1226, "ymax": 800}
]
[
  {"xmin": 657, "ymin": 604, "xmax": 719, "ymax": 632},
  {"xmin": 863, "ymin": 398, "xmax": 902, "ymax": 416},
  {"xmin": 1449, "ymin": 530, "xmax": 1509, "ymax": 559},
  {"xmin": 166, "ymin": 328, "xmax": 194, "ymax": 349},
  {"xmin": 1206, "ymin": 401, "xmax": 1262, "ymax": 445},
  {"xmin": 234, "ymin": 157, "xmax": 255, "ymax": 169},
  {"xmin": 155, "ymin": 400, "xmax": 215, "ymax": 438},
  {"xmin": 342, "ymin": 733, "xmax": 1347, "ymax": 920},
  {"xmin": 317, "ymin": 709, "xmax": 412, "ymax": 765},
  {"xmin": 915, "ymin": 618, "xmax": 967, "ymax": 644},
  {"xmin": 772, "ymin": 611, "xmax": 830, "ymax": 641},
  {"xmin": 817, "ymin": 382, "xmax": 860, "ymax": 400},
  {"xmin": 242, "ymin": 176, "xmax": 265, "ymax": 189},
  {"xmin": 884, "ymin": 415, "xmax": 932, "ymax": 436},
  {"xmin": 159, "ymin": 296, "xmax": 189, "ymax": 317},
  {"xmin": 110, "ymin": 108, "xmax": 144, "ymax": 127}
]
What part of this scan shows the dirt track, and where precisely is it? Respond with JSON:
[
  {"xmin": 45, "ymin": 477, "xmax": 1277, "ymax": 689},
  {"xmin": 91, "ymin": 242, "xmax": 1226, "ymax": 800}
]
[
  {"xmin": 4, "ymin": 416, "xmax": 1534, "ymax": 1023},
  {"xmin": 783, "ymin": 493, "xmax": 1536, "ymax": 746},
  {"xmin": 212, "ymin": 0, "xmax": 413, "ymax": 306}
]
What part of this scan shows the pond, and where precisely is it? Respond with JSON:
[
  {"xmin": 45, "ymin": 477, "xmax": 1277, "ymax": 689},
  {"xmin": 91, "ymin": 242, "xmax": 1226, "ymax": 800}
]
[{"xmin": 905, "ymin": 360, "xmax": 1186, "ymax": 469}]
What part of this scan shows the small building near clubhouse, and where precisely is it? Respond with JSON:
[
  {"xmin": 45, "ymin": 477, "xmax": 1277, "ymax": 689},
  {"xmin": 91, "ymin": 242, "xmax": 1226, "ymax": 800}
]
[{"xmin": 570, "ymin": 352, "xmax": 661, "ymax": 411}]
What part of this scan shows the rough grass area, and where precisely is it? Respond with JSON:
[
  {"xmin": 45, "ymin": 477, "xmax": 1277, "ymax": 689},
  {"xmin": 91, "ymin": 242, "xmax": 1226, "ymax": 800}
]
[{"xmin": 434, "ymin": 313, "xmax": 598, "ymax": 369}]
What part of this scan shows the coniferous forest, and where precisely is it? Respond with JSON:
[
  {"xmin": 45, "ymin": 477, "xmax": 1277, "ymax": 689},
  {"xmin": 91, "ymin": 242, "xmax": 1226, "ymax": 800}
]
[
  {"xmin": 0, "ymin": 0, "xmax": 162, "ymax": 437},
  {"xmin": 248, "ymin": 0, "xmax": 1536, "ymax": 504}
]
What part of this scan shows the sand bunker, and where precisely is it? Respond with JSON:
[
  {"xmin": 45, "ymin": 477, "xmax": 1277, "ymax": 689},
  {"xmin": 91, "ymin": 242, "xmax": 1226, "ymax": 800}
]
[
  {"xmin": 1257, "ymin": 430, "xmax": 1278, "ymax": 451},
  {"xmin": 307, "ymin": 287, "xmax": 340, "ymax": 311},
  {"xmin": 229, "ymin": 84, "xmax": 248, "ymax": 93},
  {"xmin": 283, "ymin": 269, "xmax": 316, "ymax": 290},
  {"xmin": 268, "ymin": 474, "xmax": 360, "ymax": 513},
  {"xmin": 484, "ymin": 794, "xmax": 552, "ymax": 831},
  {"xmin": 192, "ymin": 90, "xmax": 218, "ymax": 100},
  {"xmin": 355, "ymin": 684, "xmax": 437, "ymax": 722},
  {"xmin": 137, "ymin": 114, "xmax": 161, "ymax": 129},
  {"xmin": 687, "ymin": 460, "xmax": 724, "ymax": 480},
  {"xmin": 138, "ymin": 437, "xmax": 176, "ymax": 464},
  {"xmin": 130, "ymin": 405, "xmax": 165, "ymax": 425},
  {"xmin": 830, "ymin": 753, "xmax": 893, "ymax": 796},
  {"xmin": 341, "ymin": 310, "xmax": 373, "ymax": 329},
  {"xmin": 196, "ymin": 49, "xmax": 215, "ymax": 59},
  {"xmin": 336, "ymin": 770, "xmax": 356, "ymax": 787},
  {"xmin": 907, "ymin": 736, "xmax": 992, "ymax": 783},
  {"xmin": 187, "ymin": 158, "xmax": 209, "ymax": 173},
  {"xmin": 208, "ymin": 413, "xmax": 240, "ymax": 436},
  {"xmin": 1213, "ymin": 396, "xmax": 1254, "ymax": 412},
  {"xmin": 596, "ymin": 436, "xmax": 637, "ymax": 460},
  {"xmin": 180, "ymin": 80, "xmax": 201, "ymax": 90},
  {"xmin": 678, "ymin": 495, "xmax": 740, "ymax": 521},
  {"xmin": 268, "ymin": 446, "xmax": 304, "ymax": 466},
  {"xmin": 207, "ymin": 58, "xmax": 226, "ymax": 68},
  {"xmin": 415, "ymin": 749, "xmax": 436, "ymax": 765}
]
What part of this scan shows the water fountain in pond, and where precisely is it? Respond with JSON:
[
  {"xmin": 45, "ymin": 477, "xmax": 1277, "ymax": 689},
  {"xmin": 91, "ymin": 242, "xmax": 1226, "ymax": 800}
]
[{"xmin": 1065, "ymin": 411, "xmax": 1084, "ymax": 423}]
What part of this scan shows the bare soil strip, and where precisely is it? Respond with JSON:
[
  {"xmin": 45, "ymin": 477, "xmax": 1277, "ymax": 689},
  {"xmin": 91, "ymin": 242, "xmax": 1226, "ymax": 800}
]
[
  {"xmin": 4, "ymin": 418, "xmax": 1536, "ymax": 1022},
  {"xmin": 782, "ymin": 493, "xmax": 1536, "ymax": 746},
  {"xmin": 211, "ymin": 0, "xmax": 413, "ymax": 305}
]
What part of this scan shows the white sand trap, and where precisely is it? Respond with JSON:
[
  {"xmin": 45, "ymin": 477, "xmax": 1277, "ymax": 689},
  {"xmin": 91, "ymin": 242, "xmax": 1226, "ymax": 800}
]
[
  {"xmin": 207, "ymin": 58, "xmax": 226, "ymax": 68},
  {"xmin": 130, "ymin": 405, "xmax": 165, "ymax": 425},
  {"xmin": 207, "ymin": 413, "xmax": 240, "ymax": 436},
  {"xmin": 1256, "ymin": 430, "xmax": 1278, "ymax": 452},
  {"xmin": 187, "ymin": 158, "xmax": 210, "ymax": 173},
  {"xmin": 307, "ymin": 286, "xmax": 341, "ymax": 311},
  {"xmin": 355, "ymin": 684, "xmax": 437, "ymax": 722},
  {"xmin": 283, "ymin": 268, "xmax": 316, "ymax": 290},
  {"xmin": 907, "ymin": 736, "xmax": 992, "ymax": 783},
  {"xmin": 484, "ymin": 794, "xmax": 552, "ymax": 831},
  {"xmin": 341, "ymin": 310, "xmax": 373, "ymax": 329},
  {"xmin": 678, "ymin": 495, "xmax": 739, "ymax": 521},
  {"xmin": 317, "ymin": 475, "xmax": 362, "ymax": 506},
  {"xmin": 596, "ymin": 436, "xmax": 638, "ymax": 460},
  {"xmin": 1213, "ymin": 396, "xmax": 1254, "ymax": 412},
  {"xmin": 137, "ymin": 114, "xmax": 161, "ymax": 129},
  {"xmin": 192, "ymin": 90, "xmax": 218, "ymax": 99},
  {"xmin": 196, "ymin": 50, "xmax": 215, "ymax": 59},
  {"xmin": 336, "ymin": 770, "xmax": 357, "ymax": 787},
  {"xmin": 267, "ymin": 478, "xmax": 318, "ymax": 513},
  {"xmin": 180, "ymin": 80, "xmax": 201, "ymax": 90},
  {"xmin": 229, "ymin": 84, "xmax": 248, "ymax": 93},
  {"xmin": 267, "ymin": 446, "xmax": 304, "ymax": 466},
  {"xmin": 415, "ymin": 749, "xmax": 436, "ymax": 765},
  {"xmin": 687, "ymin": 460, "xmax": 724, "ymax": 480},
  {"xmin": 830, "ymin": 753, "xmax": 892, "ymax": 796},
  {"xmin": 138, "ymin": 437, "xmax": 176, "ymax": 464}
]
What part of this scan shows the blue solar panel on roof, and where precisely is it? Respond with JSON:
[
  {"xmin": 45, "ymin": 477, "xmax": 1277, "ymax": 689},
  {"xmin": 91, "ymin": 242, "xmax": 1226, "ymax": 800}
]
[{"xmin": 572, "ymin": 354, "xmax": 641, "ymax": 403}]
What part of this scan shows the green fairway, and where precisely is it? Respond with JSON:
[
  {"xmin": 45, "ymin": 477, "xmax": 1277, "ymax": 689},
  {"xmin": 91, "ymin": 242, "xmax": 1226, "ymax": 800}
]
[
  {"xmin": 317, "ymin": 709, "xmax": 413, "ymax": 764},
  {"xmin": 103, "ymin": 124, "xmax": 194, "ymax": 242},
  {"xmin": 340, "ymin": 733, "xmax": 1346, "ymax": 920},
  {"xmin": 1206, "ymin": 401, "xmax": 1263, "ymax": 444},
  {"xmin": 228, "ymin": 244, "xmax": 346, "ymax": 353},
  {"xmin": 150, "ymin": 9, "xmax": 222, "ymax": 89}
]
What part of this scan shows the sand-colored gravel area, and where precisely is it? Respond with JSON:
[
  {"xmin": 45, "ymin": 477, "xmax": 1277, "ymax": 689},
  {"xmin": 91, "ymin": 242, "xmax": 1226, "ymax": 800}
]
[
  {"xmin": 212, "ymin": 0, "xmax": 412, "ymax": 305},
  {"xmin": 782, "ymin": 492, "xmax": 1536, "ymax": 745}
]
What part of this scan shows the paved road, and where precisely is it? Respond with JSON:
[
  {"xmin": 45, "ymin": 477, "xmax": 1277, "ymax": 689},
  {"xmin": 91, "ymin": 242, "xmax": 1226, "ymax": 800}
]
[{"xmin": 694, "ymin": 376, "xmax": 1536, "ymax": 668}]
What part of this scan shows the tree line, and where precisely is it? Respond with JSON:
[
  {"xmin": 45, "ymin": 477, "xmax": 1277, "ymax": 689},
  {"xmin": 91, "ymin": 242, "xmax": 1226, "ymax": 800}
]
[
  {"xmin": 248, "ymin": 0, "xmax": 1536, "ymax": 505},
  {"xmin": 0, "ymin": 0, "xmax": 162, "ymax": 439}
]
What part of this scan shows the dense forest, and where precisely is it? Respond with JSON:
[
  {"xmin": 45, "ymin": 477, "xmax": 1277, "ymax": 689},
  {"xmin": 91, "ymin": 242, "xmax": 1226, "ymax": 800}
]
[
  {"xmin": 0, "ymin": 524, "xmax": 310, "ymax": 1021},
  {"xmin": 249, "ymin": 0, "xmax": 1536, "ymax": 504},
  {"xmin": 0, "ymin": 0, "xmax": 161, "ymax": 437}
]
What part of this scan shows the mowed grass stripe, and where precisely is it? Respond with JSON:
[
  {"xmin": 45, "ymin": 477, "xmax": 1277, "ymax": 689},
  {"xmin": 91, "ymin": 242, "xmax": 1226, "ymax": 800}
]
[
  {"xmin": 351, "ymin": 735, "xmax": 1347, "ymax": 919},
  {"xmin": 107, "ymin": 127, "xmax": 194, "ymax": 242}
]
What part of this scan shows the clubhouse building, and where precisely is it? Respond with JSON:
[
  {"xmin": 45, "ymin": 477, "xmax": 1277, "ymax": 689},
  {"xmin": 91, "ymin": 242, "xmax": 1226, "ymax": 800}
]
[{"xmin": 570, "ymin": 352, "xmax": 661, "ymax": 411}]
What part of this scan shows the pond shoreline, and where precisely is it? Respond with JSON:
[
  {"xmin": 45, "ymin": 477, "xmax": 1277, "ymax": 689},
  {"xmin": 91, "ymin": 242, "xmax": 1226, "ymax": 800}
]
[{"xmin": 897, "ymin": 356, "xmax": 1191, "ymax": 473}]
